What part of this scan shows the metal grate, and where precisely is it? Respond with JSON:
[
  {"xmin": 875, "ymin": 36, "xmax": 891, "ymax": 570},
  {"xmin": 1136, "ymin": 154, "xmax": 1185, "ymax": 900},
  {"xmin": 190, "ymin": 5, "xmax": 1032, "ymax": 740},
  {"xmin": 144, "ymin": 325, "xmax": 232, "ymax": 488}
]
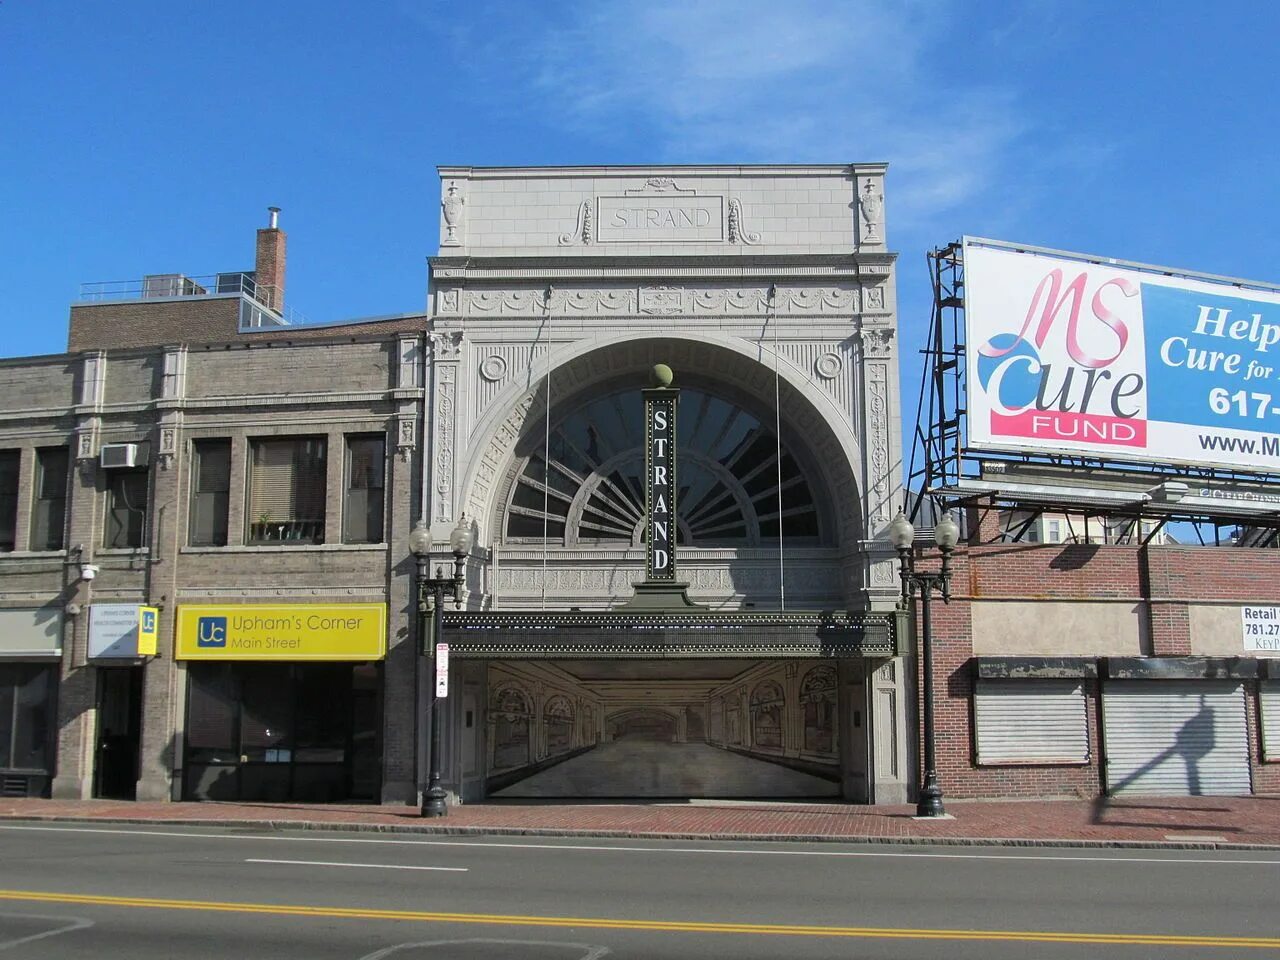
[{"xmin": 1, "ymin": 775, "xmax": 31, "ymax": 798}]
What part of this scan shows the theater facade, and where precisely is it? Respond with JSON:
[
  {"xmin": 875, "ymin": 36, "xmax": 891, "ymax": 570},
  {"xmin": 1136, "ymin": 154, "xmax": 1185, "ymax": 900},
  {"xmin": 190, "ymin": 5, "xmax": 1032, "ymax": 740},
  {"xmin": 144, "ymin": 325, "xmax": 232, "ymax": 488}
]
[{"xmin": 424, "ymin": 165, "xmax": 909, "ymax": 803}]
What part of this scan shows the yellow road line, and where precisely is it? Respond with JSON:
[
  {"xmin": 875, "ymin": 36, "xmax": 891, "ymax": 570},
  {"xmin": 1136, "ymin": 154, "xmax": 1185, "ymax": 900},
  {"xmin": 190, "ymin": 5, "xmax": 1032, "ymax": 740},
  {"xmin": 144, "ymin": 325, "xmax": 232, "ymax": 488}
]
[{"xmin": 0, "ymin": 889, "xmax": 1276, "ymax": 950}]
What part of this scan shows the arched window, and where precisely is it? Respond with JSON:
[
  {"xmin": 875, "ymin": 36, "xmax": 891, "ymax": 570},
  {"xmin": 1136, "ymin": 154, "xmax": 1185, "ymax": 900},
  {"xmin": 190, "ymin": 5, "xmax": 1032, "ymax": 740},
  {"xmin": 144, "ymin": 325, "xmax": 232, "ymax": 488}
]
[
  {"xmin": 800, "ymin": 666, "xmax": 837, "ymax": 756},
  {"xmin": 504, "ymin": 387, "xmax": 822, "ymax": 545},
  {"xmin": 544, "ymin": 695, "xmax": 575, "ymax": 756},
  {"xmin": 750, "ymin": 680, "xmax": 785, "ymax": 750},
  {"xmin": 490, "ymin": 685, "xmax": 531, "ymax": 771}
]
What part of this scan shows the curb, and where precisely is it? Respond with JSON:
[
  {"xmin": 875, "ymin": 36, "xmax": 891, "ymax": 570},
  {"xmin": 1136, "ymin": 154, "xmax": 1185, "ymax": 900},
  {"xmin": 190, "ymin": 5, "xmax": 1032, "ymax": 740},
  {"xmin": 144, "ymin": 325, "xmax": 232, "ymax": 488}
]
[{"xmin": 3, "ymin": 814, "xmax": 1279, "ymax": 852}]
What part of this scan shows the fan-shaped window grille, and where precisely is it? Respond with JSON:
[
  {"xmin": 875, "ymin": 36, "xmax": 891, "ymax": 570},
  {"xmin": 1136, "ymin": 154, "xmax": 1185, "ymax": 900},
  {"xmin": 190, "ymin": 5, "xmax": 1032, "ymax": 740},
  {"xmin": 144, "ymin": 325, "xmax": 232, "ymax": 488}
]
[{"xmin": 504, "ymin": 388, "xmax": 821, "ymax": 544}]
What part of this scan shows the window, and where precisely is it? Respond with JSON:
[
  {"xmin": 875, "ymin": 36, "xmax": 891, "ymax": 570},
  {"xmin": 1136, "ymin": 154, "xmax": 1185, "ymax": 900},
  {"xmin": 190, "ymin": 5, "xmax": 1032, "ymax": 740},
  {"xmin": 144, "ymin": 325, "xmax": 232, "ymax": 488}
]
[
  {"xmin": 247, "ymin": 437, "xmax": 326, "ymax": 544},
  {"xmin": 974, "ymin": 679, "xmax": 1089, "ymax": 765},
  {"xmin": 189, "ymin": 440, "xmax": 231, "ymax": 546},
  {"xmin": 503, "ymin": 387, "xmax": 823, "ymax": 544},
  {"xmin": 31, "ymin": 447, "xmax": 68, "ymax": 551},
  {"xmin": 344, "ymin": 435, "xmax": 385, "ymax": 543},
  {"xmin": 1047, "ymin": 520, "xmax": 1062, "ymax": 543},
  {"xmin": 0, "ymin": 664, "xmax": 54, "ymax": 772},
  {"xmin": 0, "ymin": 451, "xmax": 18, "ymax": 552},
  {"xmin": 104, "ymin": 468, "xmax": 149, "ymax": 549}
]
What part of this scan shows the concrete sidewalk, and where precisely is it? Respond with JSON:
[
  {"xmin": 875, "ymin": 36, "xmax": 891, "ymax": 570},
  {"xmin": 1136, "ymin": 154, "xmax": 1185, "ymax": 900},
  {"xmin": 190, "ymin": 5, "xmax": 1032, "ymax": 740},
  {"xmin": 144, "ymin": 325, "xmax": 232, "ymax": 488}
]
[{"xmin": 3, "ymin": 795, "xmax": 1279, "ymax": 848}]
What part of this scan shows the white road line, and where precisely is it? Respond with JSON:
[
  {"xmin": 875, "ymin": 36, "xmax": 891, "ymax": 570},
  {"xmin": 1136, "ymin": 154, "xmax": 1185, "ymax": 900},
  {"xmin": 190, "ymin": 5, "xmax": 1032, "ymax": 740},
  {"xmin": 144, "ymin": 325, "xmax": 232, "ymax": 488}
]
[
  {"xmin": 0, "ymin": 913, "xmax": 94, "ymax": 951},
  {"xmin": 245, "ymin": 858, "xmax": 467, "ymax": 872},
  {"xmin": 1, "ymin": 823, "xmax": 1276, "ymax": 866}
]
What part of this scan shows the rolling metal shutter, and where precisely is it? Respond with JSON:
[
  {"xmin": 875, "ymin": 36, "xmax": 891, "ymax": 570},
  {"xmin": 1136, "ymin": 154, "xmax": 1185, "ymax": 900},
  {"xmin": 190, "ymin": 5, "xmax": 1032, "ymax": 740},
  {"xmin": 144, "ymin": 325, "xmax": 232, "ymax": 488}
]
[
  {"xmin": 1102, "ymin": 681, "xmax": 1250, "ymax": 796},
  {"xmin": 1262, "ymin": 681, "xmax": 1280, "ymax": 762},
  {"xmin": 974, "ymin": 680, "xmax": 1089, "ymax": 764}
]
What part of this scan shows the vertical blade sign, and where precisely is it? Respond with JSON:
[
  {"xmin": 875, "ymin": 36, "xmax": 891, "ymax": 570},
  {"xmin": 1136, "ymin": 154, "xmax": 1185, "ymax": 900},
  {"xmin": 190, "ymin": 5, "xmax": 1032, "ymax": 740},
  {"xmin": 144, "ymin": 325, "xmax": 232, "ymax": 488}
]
[{"xmin": 645, "ymin": 382, "xmax": 678, "ymax": 582}]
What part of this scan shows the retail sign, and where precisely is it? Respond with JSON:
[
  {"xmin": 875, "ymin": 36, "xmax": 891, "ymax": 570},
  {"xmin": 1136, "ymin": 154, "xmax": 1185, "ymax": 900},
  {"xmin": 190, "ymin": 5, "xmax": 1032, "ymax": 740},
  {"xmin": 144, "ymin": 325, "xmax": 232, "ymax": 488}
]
[
  {"xmin": 965, "ymin": 238, "xmax": 1280, "ymax": 473},
  {"xmin": 138, "ymin": 607, "xmax": 159, "ymax": 656},
  {"xmin": 644, "ymin": 380, "xmax": 678, "ymax": 582},
  {"xmin": 174, "ymin": 603, "xmax": 387, "ymax": 661},
  {"xmin": 0, "ymin": 607, "xmax": 62, "ymax": 658},
  {"xmin": 1242, "ymin": 605, "xmax": 1280, "ymax": 653},
  {"xmin": 89, "ymin": 603, "xmax": 156, "ymax": 659},
  {"xmin": 435, "ymin": 642, "xmax": 450, "ymax": 697}
]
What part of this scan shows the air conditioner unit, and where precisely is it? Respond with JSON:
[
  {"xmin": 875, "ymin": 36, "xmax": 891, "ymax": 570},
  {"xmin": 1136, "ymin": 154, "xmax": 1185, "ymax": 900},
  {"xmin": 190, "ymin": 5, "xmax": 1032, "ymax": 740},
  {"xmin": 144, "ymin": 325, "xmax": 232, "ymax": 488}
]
[{"xmin": 99, "ymin": 443, "xmax": 143, "ymax": 469}]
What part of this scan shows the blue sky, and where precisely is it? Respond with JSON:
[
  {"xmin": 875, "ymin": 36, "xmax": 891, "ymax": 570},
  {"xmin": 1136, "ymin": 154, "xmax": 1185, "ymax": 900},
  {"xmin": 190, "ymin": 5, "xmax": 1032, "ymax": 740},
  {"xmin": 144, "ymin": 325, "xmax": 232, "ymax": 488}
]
[{"xmin": 2, "ymin": 0, "xmax": 1278, "ymax": 429}]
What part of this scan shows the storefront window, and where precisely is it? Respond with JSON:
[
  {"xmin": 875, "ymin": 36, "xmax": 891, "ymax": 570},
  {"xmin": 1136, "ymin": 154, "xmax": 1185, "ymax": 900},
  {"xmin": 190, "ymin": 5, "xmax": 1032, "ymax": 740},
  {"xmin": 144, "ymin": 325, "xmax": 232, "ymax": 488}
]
[
  {"xmin": 184, "ymin": 662, "xmax": 378, "ymax": 803},
  {"xmin": 0, "ymin": 664, "xmax": 53, "ymax": 771}
]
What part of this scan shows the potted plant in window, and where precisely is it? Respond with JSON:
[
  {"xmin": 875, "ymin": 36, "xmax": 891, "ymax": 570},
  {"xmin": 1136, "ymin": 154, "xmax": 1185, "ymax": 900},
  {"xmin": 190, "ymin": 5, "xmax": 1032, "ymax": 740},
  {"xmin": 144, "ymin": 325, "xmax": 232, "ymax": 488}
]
[{"xmin": 253, "ymin": 512, "xmax": 274, "ymax": 542}]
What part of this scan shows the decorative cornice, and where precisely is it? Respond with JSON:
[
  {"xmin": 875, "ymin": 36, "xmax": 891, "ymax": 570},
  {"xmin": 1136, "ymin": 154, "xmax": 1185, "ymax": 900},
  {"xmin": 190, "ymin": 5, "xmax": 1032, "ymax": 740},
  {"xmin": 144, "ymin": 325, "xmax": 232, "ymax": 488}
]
[
  {"xmin": 442, "ymin": 610, "xmax": 897, "ymax": 659},
  {"xmin": 429, "ymin": 254, "xmax": 896, "ymax": 282}
]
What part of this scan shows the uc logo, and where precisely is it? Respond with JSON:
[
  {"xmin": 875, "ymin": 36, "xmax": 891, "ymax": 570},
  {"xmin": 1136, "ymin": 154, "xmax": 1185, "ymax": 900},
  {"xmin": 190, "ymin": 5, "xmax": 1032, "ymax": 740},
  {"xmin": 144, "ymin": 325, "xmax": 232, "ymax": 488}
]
[
  {"xmin": 197, "ymin": 616, "xmax": 227, "ymax": 647},
  {"xmin": 141, "ymin": 610, "xmax": 156, "ymax": 632}
]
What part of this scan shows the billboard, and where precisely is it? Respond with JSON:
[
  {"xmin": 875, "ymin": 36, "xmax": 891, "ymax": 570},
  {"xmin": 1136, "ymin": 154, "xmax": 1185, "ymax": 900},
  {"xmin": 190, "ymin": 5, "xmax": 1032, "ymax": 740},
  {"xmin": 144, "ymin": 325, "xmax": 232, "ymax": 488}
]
[{"xmin": 964, "ymin": 238, "xmax": 1280, "ymax": 473}]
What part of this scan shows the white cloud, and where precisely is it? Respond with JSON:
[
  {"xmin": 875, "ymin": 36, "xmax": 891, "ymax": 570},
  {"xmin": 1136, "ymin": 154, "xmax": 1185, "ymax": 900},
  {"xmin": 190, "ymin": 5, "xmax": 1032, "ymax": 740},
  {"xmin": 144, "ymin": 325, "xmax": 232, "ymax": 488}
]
[{"xmin": 460, "ymin": 1, "xmax": 1021, "ymax": 216}]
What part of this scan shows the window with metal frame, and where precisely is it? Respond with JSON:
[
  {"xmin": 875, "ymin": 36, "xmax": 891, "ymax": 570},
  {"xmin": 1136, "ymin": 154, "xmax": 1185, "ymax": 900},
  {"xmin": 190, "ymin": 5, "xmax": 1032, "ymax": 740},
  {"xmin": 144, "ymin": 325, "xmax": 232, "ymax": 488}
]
[
  {"xmin": 974, "ymin": 679, "xmax": 1089, "ymax": 765},
  {"xmin": 104, "ymin": 468, "xmax": 149, "ymax": 549},
  {"xmin": 31, "ymin": 447, "xmax": 68, "ymax": 552},
  {"xmin": 189, "ymin": 440, "xmax": 231, "ymax": 547},
  {"xmin": 344, "ymin": 435, "xmax": 385, "ymax": 544},
  {"xmin": 247, "ymin": 437, "xmax": 326, "ymax": 545},
  {"xmin": 0, "ymin": 451, "xmax": 18, "ymax": 552}
]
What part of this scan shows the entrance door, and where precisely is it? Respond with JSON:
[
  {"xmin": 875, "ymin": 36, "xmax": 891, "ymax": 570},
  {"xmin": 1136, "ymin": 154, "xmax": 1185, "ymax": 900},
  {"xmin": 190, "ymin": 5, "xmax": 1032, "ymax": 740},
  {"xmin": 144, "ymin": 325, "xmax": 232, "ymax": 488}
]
[{"xmin": 94, "ymin": 667, "xmax": 143, "ymax": 799}]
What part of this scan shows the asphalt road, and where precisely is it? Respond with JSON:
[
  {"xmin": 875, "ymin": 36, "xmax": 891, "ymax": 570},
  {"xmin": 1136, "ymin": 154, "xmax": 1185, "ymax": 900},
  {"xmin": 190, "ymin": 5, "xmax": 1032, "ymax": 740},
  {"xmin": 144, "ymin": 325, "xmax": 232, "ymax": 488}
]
[{"xmin": 0, "ymin": 821, "xmax": 1278, "ymax": 958}]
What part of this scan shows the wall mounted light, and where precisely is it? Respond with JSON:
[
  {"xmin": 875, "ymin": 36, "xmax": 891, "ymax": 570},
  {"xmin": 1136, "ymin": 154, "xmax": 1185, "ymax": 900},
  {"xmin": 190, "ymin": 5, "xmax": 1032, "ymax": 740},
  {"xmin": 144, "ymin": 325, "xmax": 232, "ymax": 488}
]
[{"xmin": 79, "ymin": 562, "xmax": 99, "ymax": 581}]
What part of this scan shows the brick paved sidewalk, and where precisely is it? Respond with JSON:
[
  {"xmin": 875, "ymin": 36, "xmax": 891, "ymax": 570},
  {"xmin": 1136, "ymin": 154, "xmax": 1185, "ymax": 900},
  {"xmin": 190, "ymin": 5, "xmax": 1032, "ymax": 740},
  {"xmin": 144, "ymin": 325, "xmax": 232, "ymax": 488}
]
[{"xmin": 2, "ymin": 795, "xmax": 1279, "ymax": 848}]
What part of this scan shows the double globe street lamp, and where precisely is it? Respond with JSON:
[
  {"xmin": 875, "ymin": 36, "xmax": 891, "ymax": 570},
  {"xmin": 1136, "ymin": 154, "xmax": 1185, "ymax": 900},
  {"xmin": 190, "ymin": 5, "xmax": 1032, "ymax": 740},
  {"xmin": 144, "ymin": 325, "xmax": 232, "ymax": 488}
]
[
  {"xmin": 408, "ymin": 514, "xmax": 473, "ymax": 817},
  {"xmin": 888, "ymin": 507, "xmax": 961, "ymax": 818}
]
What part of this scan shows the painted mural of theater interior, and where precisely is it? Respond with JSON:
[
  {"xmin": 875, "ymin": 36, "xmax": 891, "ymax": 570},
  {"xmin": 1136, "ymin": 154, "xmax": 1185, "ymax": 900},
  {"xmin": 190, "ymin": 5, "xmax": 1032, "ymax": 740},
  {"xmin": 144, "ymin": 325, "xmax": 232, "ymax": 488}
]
[{"xmin": 484, "ymin": 660, "xmax": 841, "ymax": 798}]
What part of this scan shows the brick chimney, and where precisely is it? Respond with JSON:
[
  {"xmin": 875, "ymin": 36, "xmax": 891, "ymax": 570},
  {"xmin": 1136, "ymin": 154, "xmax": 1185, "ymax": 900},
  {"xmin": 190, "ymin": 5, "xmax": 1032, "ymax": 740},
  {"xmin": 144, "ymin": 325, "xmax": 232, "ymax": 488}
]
[{"xmin": 254, "ymin": 206, "xmax": 286, "ymax": 311}]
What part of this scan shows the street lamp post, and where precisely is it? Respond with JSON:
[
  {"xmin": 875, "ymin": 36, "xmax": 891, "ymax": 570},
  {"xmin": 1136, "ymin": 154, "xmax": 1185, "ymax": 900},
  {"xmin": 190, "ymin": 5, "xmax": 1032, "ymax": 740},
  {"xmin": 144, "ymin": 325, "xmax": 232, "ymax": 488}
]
[
  {"xmin": 889, "ymin": 507, "xmax": 961, "ymax": 819},
  {"xmin": 408, "ymin": 514, "xmax": 474, "ymax": 818}
]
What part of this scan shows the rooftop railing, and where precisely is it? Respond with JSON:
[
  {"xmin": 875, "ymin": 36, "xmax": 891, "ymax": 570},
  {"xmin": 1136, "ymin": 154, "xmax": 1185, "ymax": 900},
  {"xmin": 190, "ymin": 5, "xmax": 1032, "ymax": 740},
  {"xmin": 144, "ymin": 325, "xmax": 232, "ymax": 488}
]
[{"xmin": 78, "ymin": 273, "xmax": 309, "ymax": 326}]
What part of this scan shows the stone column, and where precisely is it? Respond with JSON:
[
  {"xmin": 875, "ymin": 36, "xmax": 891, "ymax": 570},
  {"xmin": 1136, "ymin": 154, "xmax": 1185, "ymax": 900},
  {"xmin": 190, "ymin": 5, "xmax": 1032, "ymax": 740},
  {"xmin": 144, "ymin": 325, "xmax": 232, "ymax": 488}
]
[
  {"xmin": 858, "ymin": 319, "xmax": 903, "ymax": 607},
  {"xmin": 51, "ymin": 352, "xmax": 105, "ymax": 799},
  {"xmin": 868, "ymin": 657, "xmax": 909, "ymax": 804},
  {"xmin": 135, "ymin": 346, "xmax": 187, "ymax": 800}
]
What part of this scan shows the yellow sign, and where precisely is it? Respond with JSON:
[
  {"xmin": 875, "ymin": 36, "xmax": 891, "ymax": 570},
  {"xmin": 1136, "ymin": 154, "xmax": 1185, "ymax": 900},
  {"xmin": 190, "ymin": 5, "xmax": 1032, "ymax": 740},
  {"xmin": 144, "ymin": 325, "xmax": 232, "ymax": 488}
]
[
  {"xmin": 137, "ymin": 607, "xmax": 159, "ymax": 656},
  {"xmin": 175, "ymin": 604, "xmax": 387, "ymax": 661}
]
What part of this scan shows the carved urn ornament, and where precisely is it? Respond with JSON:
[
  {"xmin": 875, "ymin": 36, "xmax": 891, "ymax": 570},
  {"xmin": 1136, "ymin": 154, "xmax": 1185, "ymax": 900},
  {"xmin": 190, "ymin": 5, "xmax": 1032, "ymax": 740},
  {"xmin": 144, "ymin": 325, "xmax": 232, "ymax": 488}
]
[
  {"xmin": 859, "ymin": 180, "xmax": 883, "ymax": 241},
  {"xmin": 441, "ymin": 181, "xmax": 465, "ymax": 244}
]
